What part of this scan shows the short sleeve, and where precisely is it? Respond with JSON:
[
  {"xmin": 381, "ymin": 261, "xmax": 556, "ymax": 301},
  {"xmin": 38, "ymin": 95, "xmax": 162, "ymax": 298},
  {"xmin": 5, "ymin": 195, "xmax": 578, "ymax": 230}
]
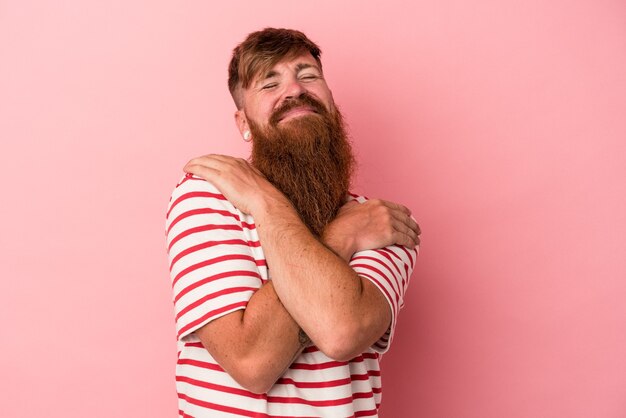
[
  {"xmin": 347, "ymin": 195, "xmax": 418, "ymax": 353},
  {"xmin": 165, "ymin": 175, "xmax": 263, "ymax": 341}
]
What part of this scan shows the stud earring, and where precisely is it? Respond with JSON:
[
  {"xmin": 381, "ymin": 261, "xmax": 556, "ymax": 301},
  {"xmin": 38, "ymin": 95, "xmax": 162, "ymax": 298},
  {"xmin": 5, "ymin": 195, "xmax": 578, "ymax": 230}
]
[{"xmin": 243, "ymin": 130, "xmax": 251, "ymax": 142}]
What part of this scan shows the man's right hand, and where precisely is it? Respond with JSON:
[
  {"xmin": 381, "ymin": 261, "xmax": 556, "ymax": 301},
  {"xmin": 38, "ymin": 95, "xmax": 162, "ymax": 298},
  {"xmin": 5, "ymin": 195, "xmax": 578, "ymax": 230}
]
[
  {"xmin": 183, "ymin": 154, "xmax": 290, "ymax": 217},
  {"xmin": 322, "ymin": 199, "xmax": 421, "ymax": 261}
]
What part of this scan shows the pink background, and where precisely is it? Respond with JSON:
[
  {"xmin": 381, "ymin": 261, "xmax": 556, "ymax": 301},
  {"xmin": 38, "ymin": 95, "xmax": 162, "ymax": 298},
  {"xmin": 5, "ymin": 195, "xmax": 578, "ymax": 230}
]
[{"xmin": 1, "ymin": 1, "xmax": 625, "ymax": 417}]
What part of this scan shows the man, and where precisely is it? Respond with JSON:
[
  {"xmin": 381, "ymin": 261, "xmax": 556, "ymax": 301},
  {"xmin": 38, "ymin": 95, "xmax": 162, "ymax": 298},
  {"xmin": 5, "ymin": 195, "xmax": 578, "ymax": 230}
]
[{"xmin": 166, "ymin": 28, "xmax": 421, "ymax": 417}]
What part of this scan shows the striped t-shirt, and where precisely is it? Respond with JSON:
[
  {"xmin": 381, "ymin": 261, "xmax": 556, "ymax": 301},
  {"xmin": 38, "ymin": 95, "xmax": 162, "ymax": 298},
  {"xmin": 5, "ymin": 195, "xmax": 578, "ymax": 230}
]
[{"xmin": 166, "ymin": 174, "xmax": 417, "ymax": 417}]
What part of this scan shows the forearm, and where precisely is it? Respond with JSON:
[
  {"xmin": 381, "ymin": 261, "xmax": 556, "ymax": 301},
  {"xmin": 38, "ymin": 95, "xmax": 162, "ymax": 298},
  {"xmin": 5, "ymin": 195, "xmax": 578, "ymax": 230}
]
[
  {"xmin": 196, "ymin": 280, "xmax": 308, "ymax": 393},
  {"xmin": 253, "ymin": 200, "xmax": 387, "ymax": 360},
  {"xmin": 181, "ymin": 157, "xmax": 406, "ymax": 361}
]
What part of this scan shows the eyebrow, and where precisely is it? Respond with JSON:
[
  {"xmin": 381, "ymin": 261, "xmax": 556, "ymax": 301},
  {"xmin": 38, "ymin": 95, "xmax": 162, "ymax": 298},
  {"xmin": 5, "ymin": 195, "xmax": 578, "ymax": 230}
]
[
  {"xmin": 259, "ymin": 63, "xmax": 320, "ymax": 82},
  {"xmin": 262, "ymin": 70, "xmax": 279, "ymax": 80},
  {"xmin": 295, "ymin": 63, "xmax": 319, "ymax": 73}
]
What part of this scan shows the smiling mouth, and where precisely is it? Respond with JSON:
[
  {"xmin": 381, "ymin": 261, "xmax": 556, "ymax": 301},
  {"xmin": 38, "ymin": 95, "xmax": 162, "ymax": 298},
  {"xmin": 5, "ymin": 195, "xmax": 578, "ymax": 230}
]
[{"xmin": 278, "ymin": 106, "xmax": 318, "ymax": 122}]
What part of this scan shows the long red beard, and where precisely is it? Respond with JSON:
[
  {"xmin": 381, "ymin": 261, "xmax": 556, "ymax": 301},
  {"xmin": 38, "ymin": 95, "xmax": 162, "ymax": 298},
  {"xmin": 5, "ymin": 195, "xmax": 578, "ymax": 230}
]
[{"xmin": 249, "ymin": 95, "xmax": 354, "ymax": 236}]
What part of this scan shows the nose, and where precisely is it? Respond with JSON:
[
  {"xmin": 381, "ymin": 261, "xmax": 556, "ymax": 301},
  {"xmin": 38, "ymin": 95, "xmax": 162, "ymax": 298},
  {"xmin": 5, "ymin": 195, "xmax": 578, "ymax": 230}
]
[{"xmin": 283, "ymin": 77, "xmax": 306, "ymax": 101}]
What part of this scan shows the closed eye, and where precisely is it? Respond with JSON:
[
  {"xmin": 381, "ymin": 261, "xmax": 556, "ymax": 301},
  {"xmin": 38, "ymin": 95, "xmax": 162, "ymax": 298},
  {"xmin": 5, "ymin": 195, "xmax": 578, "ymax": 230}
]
[{"xmin": 262, "ymin": 83, "xmax": 278, "ymax": 90}]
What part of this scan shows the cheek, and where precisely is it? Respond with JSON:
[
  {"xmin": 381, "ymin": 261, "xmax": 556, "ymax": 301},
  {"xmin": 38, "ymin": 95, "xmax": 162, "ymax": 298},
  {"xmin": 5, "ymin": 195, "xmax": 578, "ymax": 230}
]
[
  {"xmin": 246, "ymin": 102, "xmax": 270, "ymax": 123},
  {"xmin": 313, "ymin": 86, "xmax": 334, "ymax": 110},
  {"xmin": 250, "ymin": 105, "xmax": 275, "ymax": 128}
]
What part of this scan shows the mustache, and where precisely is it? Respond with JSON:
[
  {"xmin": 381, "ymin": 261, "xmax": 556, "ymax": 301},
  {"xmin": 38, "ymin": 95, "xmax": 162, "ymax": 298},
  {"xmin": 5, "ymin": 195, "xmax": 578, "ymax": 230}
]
[{"xmin": 269, "ymin": 93, "xmax": 329, "ymax": 126}]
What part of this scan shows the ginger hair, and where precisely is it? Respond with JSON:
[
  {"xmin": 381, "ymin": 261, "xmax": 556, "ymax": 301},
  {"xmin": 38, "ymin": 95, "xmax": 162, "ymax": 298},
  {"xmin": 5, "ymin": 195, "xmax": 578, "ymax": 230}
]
[{"xmin": 228, "ymin": 28, "xmax": 322, "ymax": 109}]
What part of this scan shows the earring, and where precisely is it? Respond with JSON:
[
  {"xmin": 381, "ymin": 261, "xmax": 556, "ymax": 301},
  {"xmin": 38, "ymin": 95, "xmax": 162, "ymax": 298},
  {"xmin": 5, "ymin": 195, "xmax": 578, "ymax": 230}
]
[{"xmin": 243, "ymin": 130, "xmax": 251, "ymax": 142}]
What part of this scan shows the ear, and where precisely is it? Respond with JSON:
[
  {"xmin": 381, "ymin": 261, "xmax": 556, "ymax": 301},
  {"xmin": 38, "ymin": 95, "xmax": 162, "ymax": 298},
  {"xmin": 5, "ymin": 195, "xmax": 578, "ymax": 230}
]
[
  {"xmin": 328, "ymin": 89, "xmax": 336, "ymax": 111},
  {"xmin": 234, "ymin": 110, "xmax": 249, "ymax": 136}
]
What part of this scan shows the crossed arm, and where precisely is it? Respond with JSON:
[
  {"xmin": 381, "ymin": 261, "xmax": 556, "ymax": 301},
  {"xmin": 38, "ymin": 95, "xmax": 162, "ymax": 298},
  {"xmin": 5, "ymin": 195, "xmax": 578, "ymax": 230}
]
[{"xmin": 182, "ymin": 155, "xmax": 420, "ymax": 394}]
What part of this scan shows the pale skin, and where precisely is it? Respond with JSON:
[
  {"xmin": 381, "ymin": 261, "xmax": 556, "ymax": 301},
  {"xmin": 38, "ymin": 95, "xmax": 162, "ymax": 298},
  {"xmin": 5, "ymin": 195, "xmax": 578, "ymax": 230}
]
[{"xmin": 184, "ymin": 53, "xmax": 421, "ymax": 394}]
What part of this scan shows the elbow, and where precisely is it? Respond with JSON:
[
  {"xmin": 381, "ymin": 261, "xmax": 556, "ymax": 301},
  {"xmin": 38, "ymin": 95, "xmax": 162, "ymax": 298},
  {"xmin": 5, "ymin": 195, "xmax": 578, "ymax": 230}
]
[
  {"xmin": 228, "ymin": 358, "xmax": 278, "ymax": 395},
  {"xmin": 321, "ymin": 347, "xmax": 357, "ymax": 363},
  {"xmin": 316, "ymin": 327, "xmax": 364, "ymax": 362},
  {"xmin": 240, "ymin": 379, "xmax": 274, "ymax": 395}
]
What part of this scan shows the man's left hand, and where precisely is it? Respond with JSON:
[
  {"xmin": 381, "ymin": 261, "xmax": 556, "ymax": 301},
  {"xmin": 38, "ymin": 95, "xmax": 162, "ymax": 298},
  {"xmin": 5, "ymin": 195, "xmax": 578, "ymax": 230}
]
[{"xmin": 322, "ymin": 199, "xmax": 420, "ymax": 261}]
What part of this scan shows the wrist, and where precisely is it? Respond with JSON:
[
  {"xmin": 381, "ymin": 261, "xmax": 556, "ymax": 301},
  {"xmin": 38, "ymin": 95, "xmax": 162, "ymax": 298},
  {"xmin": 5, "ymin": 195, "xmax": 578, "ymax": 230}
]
[
  {"xmin": 322, "ymin": 224, "xmax": 356, "ymax": 262},
  {"xmin": 252, "ymin": 190, "xmax": 305, "ymax": 234},
  {"xmin": 249, "ymin": 187, "xmax": 290, "ymax": 218}
]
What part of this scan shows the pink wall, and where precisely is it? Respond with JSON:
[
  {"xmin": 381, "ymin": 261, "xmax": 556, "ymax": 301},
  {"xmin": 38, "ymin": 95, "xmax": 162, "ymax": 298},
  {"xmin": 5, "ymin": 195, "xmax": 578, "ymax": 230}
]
[{"xmin": 1, "ymin": 1, "xmax": 625, "ymax": 417}]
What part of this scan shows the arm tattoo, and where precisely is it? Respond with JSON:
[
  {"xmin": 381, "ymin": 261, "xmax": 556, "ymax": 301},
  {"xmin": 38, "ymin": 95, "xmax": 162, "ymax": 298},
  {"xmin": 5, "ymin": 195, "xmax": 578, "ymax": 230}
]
[{"xmin": 298, "ymin": 328, "xmax": 310, "ymax": 347}]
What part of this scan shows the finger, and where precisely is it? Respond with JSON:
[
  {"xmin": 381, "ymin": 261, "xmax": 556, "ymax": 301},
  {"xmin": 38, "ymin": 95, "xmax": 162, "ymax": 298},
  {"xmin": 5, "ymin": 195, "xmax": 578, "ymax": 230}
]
[
  {"xmin": 409, "ymin": 219, "xmax": 421, "ymax": 236},
  {"xmin": 192, "ymin": 153, "xmax": 233, "ymax": 161},
  {"xmin": 391, "ymin": 229, "xmax": 418, "ymax": 249},
  {"xmin": 389, "ymin": 209, "xmax": 420, "ymax": 235},
  {"xmin": 185, "ymin": 154, "xmax": 239, "ymax": 170},
  {"xmin": 391, "ymin": 218, "xmax": 420, "ymax": 248},
  {"xmin": 185, "ymin": 157, "xmax": 253, "ymax": 180},
  {"xmin": 184, "ymin": 164, "xmax": 221, "ymax": 180},
  {"xmin": 209, "ymin": 154, "xmax": 255, "ymax": 171},
  {"xmin": 184, "ymin": 156, "xmax": 220, "ymax": 172},
  {"xmin": 380, "ymin": 200, "xmax": 411, "ymax": 216},
  {"xmin": 401, "ymin": 230, "xmax": 420, "ymax": 248}
]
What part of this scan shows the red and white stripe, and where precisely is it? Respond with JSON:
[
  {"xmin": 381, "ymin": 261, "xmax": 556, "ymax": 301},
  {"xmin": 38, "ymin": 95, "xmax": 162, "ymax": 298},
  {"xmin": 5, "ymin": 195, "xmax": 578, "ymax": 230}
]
[{"xmin": 166, "ymin": 175, "xmax": 417, "ymax": 417}]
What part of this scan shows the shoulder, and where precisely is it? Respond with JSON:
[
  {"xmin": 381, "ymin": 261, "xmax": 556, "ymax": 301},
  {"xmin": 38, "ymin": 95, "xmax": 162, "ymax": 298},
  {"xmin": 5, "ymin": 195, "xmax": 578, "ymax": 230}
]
[
  {"xmin": 170, "ymin": 173, "xmax": 223, "ymax": 199},
  {"xmin": 166, "ymin": 174, "xmax": 238, "ymax": 223}
]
